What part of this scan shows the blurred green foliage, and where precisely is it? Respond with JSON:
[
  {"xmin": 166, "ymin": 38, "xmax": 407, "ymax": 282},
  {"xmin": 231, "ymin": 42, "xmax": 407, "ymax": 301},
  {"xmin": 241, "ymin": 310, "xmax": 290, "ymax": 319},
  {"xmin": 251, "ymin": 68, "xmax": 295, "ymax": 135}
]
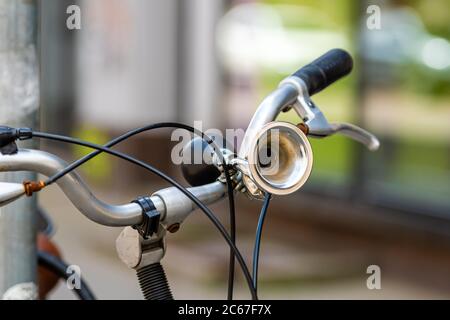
[{"xmin": 72, "ymin": 125, "xmax": 112, "ymax": 183}]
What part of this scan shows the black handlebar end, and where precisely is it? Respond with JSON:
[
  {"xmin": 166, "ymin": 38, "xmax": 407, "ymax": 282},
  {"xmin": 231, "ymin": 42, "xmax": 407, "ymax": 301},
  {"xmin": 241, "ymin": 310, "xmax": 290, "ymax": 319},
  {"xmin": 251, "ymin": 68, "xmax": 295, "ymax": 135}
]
[{"xmin": 292, "ymin": 48, "xmax": 353, "ymax": 96}]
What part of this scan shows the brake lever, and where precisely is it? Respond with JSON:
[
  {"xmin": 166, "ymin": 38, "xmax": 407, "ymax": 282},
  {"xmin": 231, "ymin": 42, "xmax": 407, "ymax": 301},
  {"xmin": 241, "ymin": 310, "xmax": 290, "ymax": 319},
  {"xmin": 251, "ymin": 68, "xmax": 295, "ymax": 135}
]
[
  {"xmin": 306, "ymin": 121, "xmax": 379, "ymax": 151},
  {"xmin": 283, "ymin": 76, "xmax": 380, "ymax": 151},
  {"xmin": 330, "ymin": 122, "xmax": 379, "ymax": 151}
]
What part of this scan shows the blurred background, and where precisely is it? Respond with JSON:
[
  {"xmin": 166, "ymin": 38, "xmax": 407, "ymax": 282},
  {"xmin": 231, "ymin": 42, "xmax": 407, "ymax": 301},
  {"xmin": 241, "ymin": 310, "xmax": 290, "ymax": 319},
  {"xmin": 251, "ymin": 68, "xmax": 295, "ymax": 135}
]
[{"xmin": 37, "ymin": 0, "xmax": 449, "ymax": 299}]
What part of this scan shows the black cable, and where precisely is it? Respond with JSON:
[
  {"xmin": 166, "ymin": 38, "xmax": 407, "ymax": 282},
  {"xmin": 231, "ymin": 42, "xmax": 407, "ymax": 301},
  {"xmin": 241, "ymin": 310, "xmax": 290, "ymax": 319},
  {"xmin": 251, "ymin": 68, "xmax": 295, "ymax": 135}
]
[
  {"xmin": 226, "ymin": 173, "xmax": 236, "ymax": 300},
  {"xmin": 45, "ymin": 123, "xmax": 223, "ymax": 186},
  {"xmin": 252, "ymin": 192, "xmax": 272, "ymax": 293},
  {"xmin": 31, "ymin": 131, "xmax": 257, "ymax": 300},
  {"xmin": 42, "ymin": 122, "xmax": 237, "ymax": 300},
  {"xmin": 37, "ymin": 250, "xmax": 96, "ymax": 300}
]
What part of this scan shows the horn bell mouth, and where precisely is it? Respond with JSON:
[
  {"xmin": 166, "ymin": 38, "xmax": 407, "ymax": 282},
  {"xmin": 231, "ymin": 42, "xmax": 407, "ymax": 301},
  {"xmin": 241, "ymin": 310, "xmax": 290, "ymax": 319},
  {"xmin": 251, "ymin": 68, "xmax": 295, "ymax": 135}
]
[{"xmin": 247, "ymin": 122, "xmax": 313, "ymax": 195}]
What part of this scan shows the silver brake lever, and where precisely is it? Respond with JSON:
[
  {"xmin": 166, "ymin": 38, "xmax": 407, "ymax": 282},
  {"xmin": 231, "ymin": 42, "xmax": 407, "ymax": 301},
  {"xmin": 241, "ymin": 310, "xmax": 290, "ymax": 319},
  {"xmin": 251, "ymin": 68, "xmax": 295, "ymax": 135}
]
[
  {"xmin": 303, "ymin": 108, "xmax": 380, "ymax": 151},
  {"xmin": 283, "ymin": 76, "xmax": 380, "ymax": 151},
  {"xmin": 305, "ymin": 119, "xmax": 380, "ymax": 151},
  {"xmin": 328, "ymin": 122, "xmax": 380, "ymax": 151}
]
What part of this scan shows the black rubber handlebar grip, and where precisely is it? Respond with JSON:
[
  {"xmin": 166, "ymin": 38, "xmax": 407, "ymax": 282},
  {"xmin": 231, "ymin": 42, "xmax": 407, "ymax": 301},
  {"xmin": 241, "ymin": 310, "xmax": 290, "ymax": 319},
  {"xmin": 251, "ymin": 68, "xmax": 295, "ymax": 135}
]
[{"xmin": 292, "ymin": 48, "xmax": 353, "ymax": 96}]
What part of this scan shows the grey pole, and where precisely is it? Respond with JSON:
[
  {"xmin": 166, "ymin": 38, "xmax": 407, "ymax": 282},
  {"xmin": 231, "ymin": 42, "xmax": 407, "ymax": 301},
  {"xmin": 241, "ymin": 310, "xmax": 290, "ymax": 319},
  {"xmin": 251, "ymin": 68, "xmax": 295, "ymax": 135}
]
[{"xmin": 0, "ymin": 0, "xmax": 39, "ymax": 299}]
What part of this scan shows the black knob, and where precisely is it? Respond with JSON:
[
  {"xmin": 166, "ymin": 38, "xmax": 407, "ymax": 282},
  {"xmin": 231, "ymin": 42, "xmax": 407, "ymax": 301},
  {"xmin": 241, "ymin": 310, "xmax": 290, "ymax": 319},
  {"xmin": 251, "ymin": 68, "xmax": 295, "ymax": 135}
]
[{"xmin": 180, "ymin": 137, "xmax": 221, "ymax": 187}]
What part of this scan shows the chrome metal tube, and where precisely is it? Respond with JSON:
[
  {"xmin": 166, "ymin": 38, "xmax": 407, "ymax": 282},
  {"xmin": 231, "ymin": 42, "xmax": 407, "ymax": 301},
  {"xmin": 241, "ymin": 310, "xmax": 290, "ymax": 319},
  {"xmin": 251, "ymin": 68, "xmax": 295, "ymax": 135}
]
[
  {"xmin": 0, "ymin": 149, "xmax": 143, "ymax": 226},
  {"xmin": 0, "ymin": 149, "xmax": 227, "ymax": 227},
  {"xmin": 153, "ymin": 180, "xmax": 227, "ymax": 227},
  {"xmin": 238, "ymin": 82, "xmax": 300, "ymax": 159}
]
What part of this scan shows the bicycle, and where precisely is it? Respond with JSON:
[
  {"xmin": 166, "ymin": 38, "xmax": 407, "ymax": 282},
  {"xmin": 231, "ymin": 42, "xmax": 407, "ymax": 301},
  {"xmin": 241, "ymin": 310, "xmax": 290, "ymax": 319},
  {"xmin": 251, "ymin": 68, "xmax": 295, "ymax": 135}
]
[{"xmin": 0, "ymin": 49, "xmax": 379, "ymax": 300}]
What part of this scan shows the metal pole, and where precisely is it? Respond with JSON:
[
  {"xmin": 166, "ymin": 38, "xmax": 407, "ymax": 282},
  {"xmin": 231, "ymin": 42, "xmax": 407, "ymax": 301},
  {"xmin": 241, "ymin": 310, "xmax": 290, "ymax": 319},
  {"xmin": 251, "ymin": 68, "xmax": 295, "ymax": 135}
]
[{"xmin": 0, "ymin": 0, "xmax": 39, "ymax": 299}]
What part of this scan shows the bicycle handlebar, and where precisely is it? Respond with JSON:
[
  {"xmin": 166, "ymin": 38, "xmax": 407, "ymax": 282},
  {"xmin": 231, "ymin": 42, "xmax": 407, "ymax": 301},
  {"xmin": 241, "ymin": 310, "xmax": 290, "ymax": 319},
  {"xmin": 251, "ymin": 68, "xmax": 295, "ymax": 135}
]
[
  {"xmin": 292, "ymin": 48, "xmax": 353, "ymax": 96},
  {"xmin": 0, "ymin": 149, "xmax": 227, "ymax": 227}
]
